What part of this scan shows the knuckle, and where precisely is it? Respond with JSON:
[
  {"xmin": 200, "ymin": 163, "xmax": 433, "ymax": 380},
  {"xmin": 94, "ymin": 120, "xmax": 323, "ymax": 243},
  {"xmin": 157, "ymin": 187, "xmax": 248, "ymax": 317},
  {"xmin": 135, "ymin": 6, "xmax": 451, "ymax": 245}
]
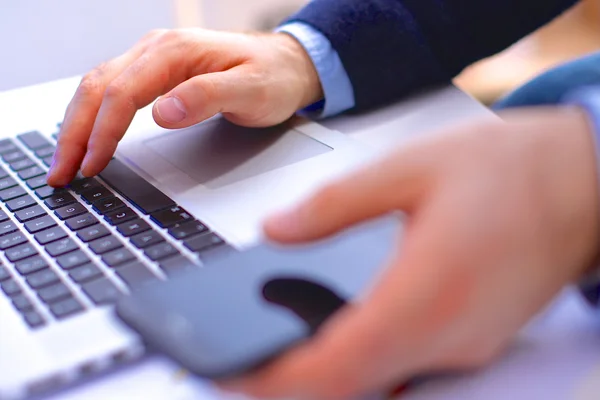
[
  {"xmin": 78, "ymin": 71, "xmax": 105, "ymax": 98},
  {"xmin": 145, "ymin": 28, "xmax": 168, "ymax": 41},
  {"xmin": 103, "ymin": 82, "xmax": 126, "ymax": 101},
  {"xmin": 103, "ymin": 80, "xmax": 134, "ymax": 109},
  {"xmin": 157, "ymin": 29, "xmax": 183, "ymax": 45}
]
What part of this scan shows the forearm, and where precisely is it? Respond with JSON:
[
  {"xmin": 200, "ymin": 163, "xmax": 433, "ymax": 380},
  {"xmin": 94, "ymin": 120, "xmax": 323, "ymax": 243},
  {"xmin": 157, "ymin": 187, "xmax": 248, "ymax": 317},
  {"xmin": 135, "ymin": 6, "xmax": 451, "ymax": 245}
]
[{"xmin": 284, "ymin": 0, "xmax": 579, "ymax": 112}]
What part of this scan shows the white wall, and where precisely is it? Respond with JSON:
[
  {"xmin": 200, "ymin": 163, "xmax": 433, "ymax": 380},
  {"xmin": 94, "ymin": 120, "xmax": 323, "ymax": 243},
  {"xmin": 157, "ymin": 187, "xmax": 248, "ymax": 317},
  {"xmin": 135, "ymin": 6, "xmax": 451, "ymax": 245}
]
[
  {"xmin": 0, "ymin": 0, "xmax": 179, "ymax": 91},
  {"xmin": 0, "ymin": 0, "xmax": 307, "ymax": 92},
  {"xmin": 198, "ymin": 0, "xmax": 307, "ymax": 31}
]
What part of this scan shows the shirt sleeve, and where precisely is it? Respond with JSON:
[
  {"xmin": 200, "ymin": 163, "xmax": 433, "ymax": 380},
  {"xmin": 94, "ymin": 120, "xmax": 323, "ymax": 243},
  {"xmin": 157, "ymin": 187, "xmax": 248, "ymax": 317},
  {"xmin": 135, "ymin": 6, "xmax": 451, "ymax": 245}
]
[
  {"xmin": 275, "ymin": 22, "xmax": 356, "ymax": 118},
  {"xmin": 562, "ymin": 85, "xmax": 600, "ymax": 310}
]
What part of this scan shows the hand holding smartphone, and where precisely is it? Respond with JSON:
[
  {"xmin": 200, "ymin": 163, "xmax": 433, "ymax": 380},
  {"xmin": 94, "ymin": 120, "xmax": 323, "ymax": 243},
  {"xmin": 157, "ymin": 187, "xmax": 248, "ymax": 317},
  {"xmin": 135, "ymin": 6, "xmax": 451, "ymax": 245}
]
[{"xmin": 115, "ymin": 215, "xmax": 400, "ymax": 380}]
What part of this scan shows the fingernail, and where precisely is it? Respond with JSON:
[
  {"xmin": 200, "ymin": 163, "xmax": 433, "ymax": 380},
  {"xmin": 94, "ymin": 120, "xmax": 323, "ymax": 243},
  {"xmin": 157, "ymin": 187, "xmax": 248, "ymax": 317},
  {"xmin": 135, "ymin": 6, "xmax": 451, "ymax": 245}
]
[
  {"xmin": 156, "ymin": 96, "xmax": 186, "ymax": 123},
  {"xmin": 80, "ymin": 152, "xmax": 93, "ymax": 177}
]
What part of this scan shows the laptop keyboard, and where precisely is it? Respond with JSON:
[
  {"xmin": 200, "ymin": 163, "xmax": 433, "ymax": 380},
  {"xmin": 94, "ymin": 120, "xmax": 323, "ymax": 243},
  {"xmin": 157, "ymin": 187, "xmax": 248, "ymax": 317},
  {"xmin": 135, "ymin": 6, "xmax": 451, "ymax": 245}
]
[{"xmin": 0, "ymin": 125, "xmax": 233, "ymax": 329}]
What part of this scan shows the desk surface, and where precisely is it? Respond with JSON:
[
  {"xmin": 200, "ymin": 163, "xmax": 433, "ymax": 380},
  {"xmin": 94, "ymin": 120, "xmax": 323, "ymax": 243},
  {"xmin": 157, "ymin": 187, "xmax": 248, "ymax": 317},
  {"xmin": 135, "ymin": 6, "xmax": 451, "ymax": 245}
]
[{"xmin": 2, "ymin": 78, "xmax": 600, "ymax": 400}]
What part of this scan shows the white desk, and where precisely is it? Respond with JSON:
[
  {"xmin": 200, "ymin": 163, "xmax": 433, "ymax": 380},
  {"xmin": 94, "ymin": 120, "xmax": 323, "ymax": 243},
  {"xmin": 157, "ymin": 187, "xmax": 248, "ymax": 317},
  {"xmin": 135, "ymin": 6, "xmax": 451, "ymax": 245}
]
[{"xmin": 2, "ymin": 78, "xmax": 600, "ymax": 400}]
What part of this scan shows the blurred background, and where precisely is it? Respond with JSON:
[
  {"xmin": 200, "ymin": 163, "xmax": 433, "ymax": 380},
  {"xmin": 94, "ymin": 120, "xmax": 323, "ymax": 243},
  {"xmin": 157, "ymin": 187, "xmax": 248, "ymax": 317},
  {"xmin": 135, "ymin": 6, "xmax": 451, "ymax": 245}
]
[{"xmin": 1, "ymin": 0, "xmax": 599, "ymax": 105}]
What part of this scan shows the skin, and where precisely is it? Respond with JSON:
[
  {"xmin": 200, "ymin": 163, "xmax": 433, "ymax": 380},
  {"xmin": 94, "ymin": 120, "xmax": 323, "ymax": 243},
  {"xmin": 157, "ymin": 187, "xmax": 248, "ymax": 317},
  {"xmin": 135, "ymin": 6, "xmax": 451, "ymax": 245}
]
[
  {"xmin": 47, "ymin": 28, "xmax": 600, "ymax": 399},
  {"xmin": 46, "ymin": 29, "xmax": 322, "ymax": 187},
  {"xmin": 222, "ymin": 107, "xmax": 600, "ymax": 399}
]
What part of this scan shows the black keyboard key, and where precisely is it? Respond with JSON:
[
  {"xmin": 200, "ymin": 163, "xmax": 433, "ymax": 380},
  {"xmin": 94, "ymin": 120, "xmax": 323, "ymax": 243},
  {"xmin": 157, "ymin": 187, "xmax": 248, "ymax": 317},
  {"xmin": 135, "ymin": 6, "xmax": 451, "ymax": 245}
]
[
  {"xmin": 0, "ymin": 231, "xmax": 28, "ymax": 250},
  {"xmin": 199, "ymin": 244, "xmax": 238, "ymax": 265},
  {"xmin": 17, "ymin": 131, "xmax": 50, "ymax": 150},
  {"xmin": 0, "ymin": 177, "xmax": 17, "ymax": 190},
  {"xmin": 0, "ymin": 265, "xmax": 10, "ymax": 281},
  {"xmin": 104, "ymin": 207, "xmax": 137, "ymax": 225},
  {"xmin": 76, "ymin": 225, "xmax": 109, "ymax": 242},
  {"xmin": 12, "ymin": 294, "xmax": 33, "ymax": 311},
  {"xmin": 0, "ymin": 210, "xmax": 8, "ymax": 222},
  {"xmin": 44, "ymin": 193, "xmax": 76, "ymax": 209},
  {"xmin": 57, "ymin": 250, "xmax": 90, "ymax": 269},
  {"xmin": 18, "ymin": 166, "xmax": 45, "ymax": 180},
  {"xmin": 15, "ymin": 205, "xmax": 46, "ymax": 222},
  {"xmin": 24, "ymin": 215, "xmax": 57, "ymax": 233},
  {"xmin": 89, "ymin": 235, "xmax": 122, "ymax": 254},
  {"xmin": 6, "ymin": 243, "xmax": 37, "ymax": 262},
  {"xmin": 35, "ymin": 185, "xmax": 65, "ymax": 200},
  {"xmin": 45, "ymin": 238, "xmax": 78, "ymax": 257},
  {"xmin": 144, "ymin": 242, "xmax": 179, "ymax": 261},
  {"xmin": 69, "ymin": 263, "xmax": 103, "ymax": 283},
  {"xmin": 116, "ymin": 262, "xmax": 157, "ymax": 287},
  {"xmin": 130, "ymin": 230, "xmax": 164, "ymax": 249},
  {"xmin": 150, "ymin": 206, "xmax": 194, "ymax": 228},
  {"xmin": 6, "ymin": 195, "xmax": 36, "ymax": 212},
  {"xmin": 9, "ymin": 157, "xmax": 35, "ymax": 171},
  {"xmin": 82, "ymin": 278, "xmax": 121, "ymax": 305},
  {"xmin": 102, "ymin": 248, "xmax": 136, "ymax": 267},
  {"xmin": 50, "ymin": 297, "xmax": 84, "ymax": 319},
  {"xmin": 159, "ymin": 255, "xmax": 195, "ymax": 276},
  {"xmin": 42, "ymin": 156, "xmax": 53, "ymax": 167},
  {"xmin": 26, "ymin": 175, "xmax": 48, "ymax": 189},
  {"xmin": 2, "ymin": 150, "xmax": 25, "ymax": 163},
  {"xmin": 80, "ymin": 186, "xmax": 112, "ymax": 204},
  {"xmin": 65, "ymin": 213, "xmax": 98, "ymax": 231},
  {"xmin": 38, "ymin": 282, "xmax": 71, "ymax": 303},
  {"xmin": 23, "ymin": 310, "xmax": 45, "ymax": 328},
  {"xmin": 0, "ymin": 186, "xmax": 26, "ymax": 201},
  {"xmin": 99, "ymin": 158, "xmax": 176, "ymax": 214},
  {"xmin": 1, "ymin": 279, "xmax": 21, "ymax": 296},
  {"xmin": 168, "ymin": 220, "xmax": 208, "ymax": 240},
  {"xmin": 116, "ymin": 219, "xmax": 150, "ymax": 237},
  {"xmin": 34, "ymin": 145, "xmax": 56, "ymax": 158},
  {"xmin": 69, "ymin": 177, "xmax": 102, "ymax": 193},
  {"xmin": 34, "ymin": 226, "xmax": 67, "ymax": 245},
  {"xmin": 15, "ymin": 256, "xmax": 48, "ymax": 275},
  {"xmin": 55, "ymin": 202, "xmax": 87, "ymax": 220},
  {"xmin": 92, "ymin": 197, "xmax": 125, "ymax": 215},
  {"xmin": 0, "ymin": 140, "xmax": 17, "ymax": 154},
  {"xmin": 26, "ymin": 269, "xmax": 59, "ymax": 289},
  {"xmin": 183, "ymin": 232, "xmax": 224, "ymax": 253},
  {"xmin": 0, "ymin": 167, "xmax": 6, "ymax": 179},
  {"xmin": 0, "ymin": 220, "xmax": 18, "ymax": 235}
]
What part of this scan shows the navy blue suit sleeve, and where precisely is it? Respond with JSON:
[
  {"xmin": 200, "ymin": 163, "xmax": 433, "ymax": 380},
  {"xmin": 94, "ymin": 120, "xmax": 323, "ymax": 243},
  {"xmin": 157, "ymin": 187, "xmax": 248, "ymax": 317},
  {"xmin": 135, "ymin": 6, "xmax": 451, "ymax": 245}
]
[{"xmin": 285, "ymin": 0, "xmax": 579, "ymax": 111}]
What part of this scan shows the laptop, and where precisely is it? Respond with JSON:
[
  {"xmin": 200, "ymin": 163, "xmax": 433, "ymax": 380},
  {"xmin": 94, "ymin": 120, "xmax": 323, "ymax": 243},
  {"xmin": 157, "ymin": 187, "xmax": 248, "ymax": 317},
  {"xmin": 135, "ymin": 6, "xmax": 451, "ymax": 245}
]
[{"xmin": 0, "ymin": 102, "xmax": 380, "ymax": 399}]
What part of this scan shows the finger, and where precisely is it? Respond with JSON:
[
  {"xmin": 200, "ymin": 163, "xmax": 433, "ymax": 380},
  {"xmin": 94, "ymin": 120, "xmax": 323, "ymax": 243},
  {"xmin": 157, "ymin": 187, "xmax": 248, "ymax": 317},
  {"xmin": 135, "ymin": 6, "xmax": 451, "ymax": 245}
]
[
  {"xmin": 222, "ymin": 236, "xmax": 450, "ymax": 399},
  {"xmin": 152, "ymin": 66, "xmax": 266, "ymax": 129},
  {"xmin": 79, "ymin": 37, "xmax": 232, "ymax": 177},
  {"xmin": 263, "ymin": 146, "xmax": 431, "ymax": 243},
  {"xmin": 47, "ymin": 31, "xmax": 163, "ymax": 187}
]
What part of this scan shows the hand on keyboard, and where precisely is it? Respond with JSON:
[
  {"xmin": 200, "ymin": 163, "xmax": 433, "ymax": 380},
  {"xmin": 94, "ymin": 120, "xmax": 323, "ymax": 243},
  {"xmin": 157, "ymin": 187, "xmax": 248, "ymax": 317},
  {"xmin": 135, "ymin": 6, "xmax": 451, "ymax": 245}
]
[{"xmin": 46, "ymin": 29, "xmax": 323, "ymax": 187}]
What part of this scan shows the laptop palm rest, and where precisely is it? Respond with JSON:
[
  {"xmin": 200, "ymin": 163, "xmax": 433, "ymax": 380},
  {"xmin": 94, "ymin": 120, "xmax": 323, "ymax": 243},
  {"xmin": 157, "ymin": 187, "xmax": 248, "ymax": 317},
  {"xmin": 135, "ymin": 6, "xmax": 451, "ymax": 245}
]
[{"xmin": 143, "ymin": 119, "xmax": 332, "ymax": 189}]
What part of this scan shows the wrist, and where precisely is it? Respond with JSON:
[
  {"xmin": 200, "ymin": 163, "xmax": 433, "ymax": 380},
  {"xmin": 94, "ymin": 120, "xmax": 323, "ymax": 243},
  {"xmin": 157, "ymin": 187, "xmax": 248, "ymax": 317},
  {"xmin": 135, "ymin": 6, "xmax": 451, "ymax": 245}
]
[{"xmin": 272, "ymin": 32, "xmax": 324, "ymax": 110}]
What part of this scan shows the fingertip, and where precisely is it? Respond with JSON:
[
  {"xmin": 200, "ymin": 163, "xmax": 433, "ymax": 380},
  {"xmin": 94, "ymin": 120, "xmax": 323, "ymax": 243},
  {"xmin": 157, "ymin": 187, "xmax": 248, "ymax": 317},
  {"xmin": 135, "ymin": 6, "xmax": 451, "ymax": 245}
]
[
  {"xmin": 46, "ymin": 166, "xmax": 72, "ymax": 188},
  {"xmin": 263, "ymin": 210, "xmax": 303, "ymax": 243}
]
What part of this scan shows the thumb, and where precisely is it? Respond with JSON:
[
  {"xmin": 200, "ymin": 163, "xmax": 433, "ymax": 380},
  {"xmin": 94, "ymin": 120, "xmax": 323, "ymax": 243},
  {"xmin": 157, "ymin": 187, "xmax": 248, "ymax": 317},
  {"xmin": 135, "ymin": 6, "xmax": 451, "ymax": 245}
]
[
  {"xmin": 152, "ymin": 67, "xmax": 260, "ymax": 129},
  {"xmin": 264, "ymin": 148, "xmax": 431, "ymax": 243}
]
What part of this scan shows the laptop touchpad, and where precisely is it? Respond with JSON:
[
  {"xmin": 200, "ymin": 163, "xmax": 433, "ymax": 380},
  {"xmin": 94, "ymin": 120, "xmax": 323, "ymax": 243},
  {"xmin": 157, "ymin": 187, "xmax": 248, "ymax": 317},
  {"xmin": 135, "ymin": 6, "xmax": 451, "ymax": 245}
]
[{"xmin": 144, "ymin": 118, "xmax": 332, "ymax": 189}]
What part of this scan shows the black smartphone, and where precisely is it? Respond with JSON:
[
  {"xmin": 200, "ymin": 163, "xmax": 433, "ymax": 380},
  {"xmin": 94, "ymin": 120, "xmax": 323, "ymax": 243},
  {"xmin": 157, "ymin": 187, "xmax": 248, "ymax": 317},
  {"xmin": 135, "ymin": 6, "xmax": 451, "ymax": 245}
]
[{"xmin": 114, "ymin": 215, "xmax": 401, "ymax": 380}]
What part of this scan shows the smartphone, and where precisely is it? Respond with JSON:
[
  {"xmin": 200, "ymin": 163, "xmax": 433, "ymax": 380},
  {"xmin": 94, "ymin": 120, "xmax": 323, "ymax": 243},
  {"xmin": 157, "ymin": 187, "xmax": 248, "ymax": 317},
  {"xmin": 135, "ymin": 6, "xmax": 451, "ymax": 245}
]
[{"xmin": 114, "ymin": 215, "xmax": 401, "ymax": 380}]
